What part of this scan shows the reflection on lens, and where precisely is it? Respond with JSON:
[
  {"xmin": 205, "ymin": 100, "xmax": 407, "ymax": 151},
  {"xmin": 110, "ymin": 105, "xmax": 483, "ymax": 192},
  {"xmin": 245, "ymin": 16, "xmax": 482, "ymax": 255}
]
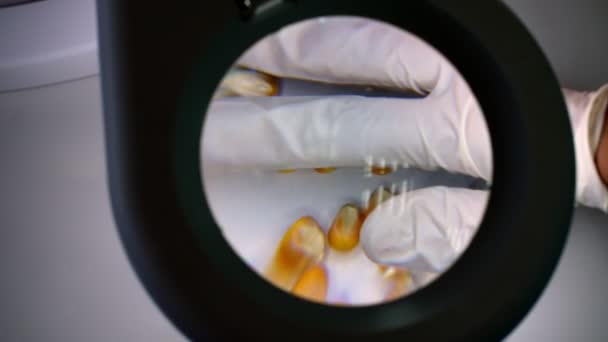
[{"xmin": 200, "ymin": 16, "xmax": 492, "ymax": 306}]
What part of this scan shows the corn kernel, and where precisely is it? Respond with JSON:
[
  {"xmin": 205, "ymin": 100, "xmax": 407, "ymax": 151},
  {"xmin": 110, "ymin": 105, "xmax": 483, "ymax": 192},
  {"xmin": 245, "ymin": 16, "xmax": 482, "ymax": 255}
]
[
  {"xmin": 380, "ymin": 266, "xmax": 413, "ymax": 301},
  {"xmin": 218, "ymin": 68, "xmax": 279, "ymax": 97},
  {"xmin": 331, "ymin": 301, "xmax": 350, "ymax": 307},
  {"xmin": 262, "ymin": 73, "xmax": 280, "ymax": 96},
  {"xmin": 265, "ymin": 217, "xmax": 326, "ymax": 291},
  {"xmin": 328, "ymin": 204, "xmax": 363, "ymax": 251},
  {"xmin": 291, "ymin": 263, "xmax": 328, "ymax": 302},
  {"xmin": 365, "ymin": 187, "xmax": 392, "ymax": 216},
  {"xmin": 314, "ymin": 167, "xmax": 337, "ymax": 174},
  {"xmin": 277, "ymin": 169, "xmax": 297, "ymax": 174},
  {"xmin": 371, "ymin": 166, "xmax": 395, "ymax": 176}
]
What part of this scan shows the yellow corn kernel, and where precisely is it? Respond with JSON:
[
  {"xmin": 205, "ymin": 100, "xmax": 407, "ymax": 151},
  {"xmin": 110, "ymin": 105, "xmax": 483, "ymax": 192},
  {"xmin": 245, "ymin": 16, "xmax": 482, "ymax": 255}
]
[
  {"xmin": 277, "ymin": 169, "xmax": 297, "ymax": 174},
  {"xmin": 265, "ymin": 217, "xmax": 326, "ymax": 291},
  {"xmin": 314, "ymin": 167, "xmax": 337, "ymax": 174},
  {"xmin": 365, "ymin": 187, "xmax": 392, "ymax": 216},
  {"xmin": 262, "ymin": 73, "xmax": 280, "ymax": 96},
  {"xmin": 371, "ymin": 166, "xmax": 395, "ymax": 176},
  {"xmin": 328, "ymin": 204, "xmax": 363, "ymax": 251},
  {"xmin": 380, "ymin": 266, "xmax": 413, "ymax": 301},
  {"xmin": 291, "ymin": 263, "xmax": 328, "ymax": 303},
  {"xmin": 218, "ymin": 68, "xmax": 280, "ymax": 97}
]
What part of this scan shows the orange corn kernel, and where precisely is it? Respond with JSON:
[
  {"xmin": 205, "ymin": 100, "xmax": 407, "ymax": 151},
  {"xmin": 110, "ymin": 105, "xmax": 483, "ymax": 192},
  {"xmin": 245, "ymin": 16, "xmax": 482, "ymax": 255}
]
[
  {"xmin": 371, "ymin": 166, "xmax": 395, "ymax": 176},
  {"xmin": 218, "ymin": 69, "xmax": 280, "ymax": 97},
  {"xmin": 277, "ymin": 169, "xmax": 297, "ymax": 174},
  {"xmin": 291, "ymin": 264, "xmax": 329, "ymax": 303},
  {"xmin": 365, "ymin": 187, "xmax": 392, "ymax": 216},
  {"xmin": 314, "ymin": 167, "xmax": 337, "ymax": 174},
  {"xmin": 380, "ymin": 266, "xmax": 413, "ymax": 301},
  {"xmin": 378, "ymin": 264, "xmax": 389, "ymax": 273},
  {"xmin": 261, "ymin": 73, "xmax": 280, "ymax": 96},
  {"xmin": 265, "ymin": 217, "xmax": 326, "ymax": 291},
  {"xmin": 328, "ymin": 204, "xmax": 363, "ymax": 251}
]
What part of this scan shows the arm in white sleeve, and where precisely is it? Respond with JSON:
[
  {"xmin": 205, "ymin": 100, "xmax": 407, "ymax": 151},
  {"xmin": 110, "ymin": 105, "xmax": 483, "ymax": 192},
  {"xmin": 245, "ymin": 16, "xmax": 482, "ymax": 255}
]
[{"xmin": 564, "ymin": 84, "xmax": 608, "ymax": 211}]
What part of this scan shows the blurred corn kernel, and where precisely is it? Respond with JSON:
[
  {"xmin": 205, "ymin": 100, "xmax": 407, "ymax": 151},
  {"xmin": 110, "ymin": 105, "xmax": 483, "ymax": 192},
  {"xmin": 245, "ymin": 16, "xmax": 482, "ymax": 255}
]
[
  {"xmin": 214, "ymin": 68, "xmax": 279, "ymax": 98},
  {"xmin": 277, "ymin": 169, "xmax": 297, "ymax": 174},
  {"xmin": 292, "ymin": 263, "xmax": 329, "ymax": 302},
  {"xmin": 370, "ymin": 166, "xmax": 395, "ymax": 176},
  {"xmin": 379, "ymin": 266, "xmax": 414, "ymax": 301},
  {"xmin": 265, "ymin": 217, "xmax": 326, "ymax": 291},
  {"xmin": 314, "ymin": 167, "xmax": 337, "ymax": 174},
  {"xmin": 365, "ymin": 187, "xmax": 392, "ymax": 216},
  {"xmin": 328, "ymin": 204, "xmax": 363, "ymax": 251}
]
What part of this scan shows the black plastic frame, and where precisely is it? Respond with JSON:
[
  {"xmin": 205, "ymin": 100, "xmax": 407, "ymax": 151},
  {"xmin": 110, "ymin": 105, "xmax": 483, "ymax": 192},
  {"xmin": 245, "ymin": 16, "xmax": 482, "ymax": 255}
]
[
  {"xmin": 0, "ymin": 0, "xmax": 44, "ymax": 9},
  {"xmin": 97, "ymin": 0, "xmax": 575, "ymax": 341}
]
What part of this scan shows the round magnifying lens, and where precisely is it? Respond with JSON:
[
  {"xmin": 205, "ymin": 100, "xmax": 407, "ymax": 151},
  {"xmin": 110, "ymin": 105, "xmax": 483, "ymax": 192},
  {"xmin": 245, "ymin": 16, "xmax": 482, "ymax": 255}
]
[{"xmin": 200, "ymin": 15, "xmax": 492, "ymax": 306}]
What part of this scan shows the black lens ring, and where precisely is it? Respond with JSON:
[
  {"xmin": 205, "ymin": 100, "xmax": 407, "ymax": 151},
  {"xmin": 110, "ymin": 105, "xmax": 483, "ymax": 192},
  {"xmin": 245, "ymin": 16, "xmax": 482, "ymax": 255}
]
[{"xmin": 152, "ymin": 0, "xmax": 573, "ymax": 341}]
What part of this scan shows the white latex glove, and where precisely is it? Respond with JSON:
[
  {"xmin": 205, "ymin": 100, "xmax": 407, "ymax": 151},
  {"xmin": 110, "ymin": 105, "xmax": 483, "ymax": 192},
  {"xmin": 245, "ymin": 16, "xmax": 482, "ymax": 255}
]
[{"xmin": 202, "ymin": 17, "xmax": 608, "ymax": 275}]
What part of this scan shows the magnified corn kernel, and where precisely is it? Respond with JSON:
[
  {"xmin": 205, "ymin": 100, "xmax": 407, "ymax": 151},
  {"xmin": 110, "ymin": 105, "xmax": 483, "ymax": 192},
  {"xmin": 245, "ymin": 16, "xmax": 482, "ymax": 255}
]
[
  {"xmin": 365, "ymin": 187, "xmax": 392, "ymax": 216},
  {"xmin": 277, "ymin": 169, "xmax": 297, "ymax": 174},
  {"xmin": 380, "ymin": 266, "xmax": 414, "ymax": 301},
  {"xmin": 314, "ymin": 167, "xmax": 337, "ymax": 174},
  {"xmin": 291, "ymin": 263, "xmax": 328, "ymax": 302},
  {"xmin": 371, "ymin": 166, "xmax": 395, "ymax": 176},
  {"xmin": 217, "ymin": 68, "xmax": 280, "ymax": 97},
  {"xmin": 328, "ymin": 204, "xmax": 363, "ymax": 251},
  {"xmin": 378, "ymin": 264, "xmax": 389, "ymax": 273},
  {"xmin": 265, "ymin": 216, "xmax": 326, "ymax": 291}
]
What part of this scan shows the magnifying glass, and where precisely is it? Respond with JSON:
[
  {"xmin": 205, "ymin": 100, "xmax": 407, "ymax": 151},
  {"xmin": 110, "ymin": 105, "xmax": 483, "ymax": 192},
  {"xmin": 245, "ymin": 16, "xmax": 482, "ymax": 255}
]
[{"xmin": 97, "ymin": 0, "xmax": 575, "ymax": 340}]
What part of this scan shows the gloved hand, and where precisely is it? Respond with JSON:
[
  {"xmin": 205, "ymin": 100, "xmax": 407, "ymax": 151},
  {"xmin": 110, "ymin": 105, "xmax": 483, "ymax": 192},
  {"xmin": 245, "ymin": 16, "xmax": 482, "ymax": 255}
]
[{"xmin": 202, "ymin": 17, "xmax": 608, "ymax": 276}]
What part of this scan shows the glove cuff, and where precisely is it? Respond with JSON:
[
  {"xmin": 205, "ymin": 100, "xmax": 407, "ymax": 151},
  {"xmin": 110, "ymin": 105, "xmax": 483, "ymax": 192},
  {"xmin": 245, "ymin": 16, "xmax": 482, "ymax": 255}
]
[{"xmin": 565, "ymin": 84, "xmax": 608, "ymax": 211}]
